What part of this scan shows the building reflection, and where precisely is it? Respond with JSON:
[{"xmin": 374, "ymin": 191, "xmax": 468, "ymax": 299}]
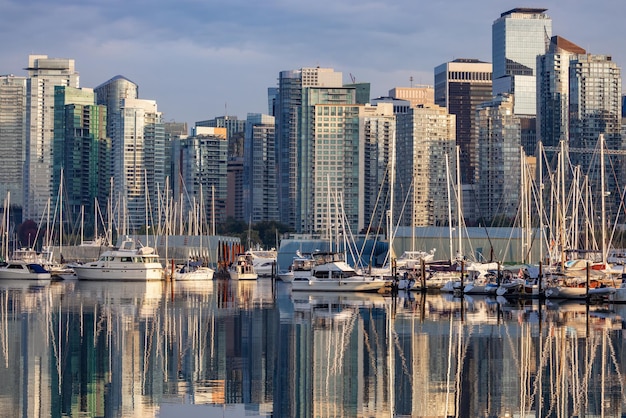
[{"xmin": 0, "ymin": 280, "xmax": 625, "ymax": 416}]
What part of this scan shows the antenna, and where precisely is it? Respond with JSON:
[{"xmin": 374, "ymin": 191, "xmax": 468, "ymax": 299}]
[{"xmin": 410, "ymin": 76, "xmax": 413, "ymax": 88}]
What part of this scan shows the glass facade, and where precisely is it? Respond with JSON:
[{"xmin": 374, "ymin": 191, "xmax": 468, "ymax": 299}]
[
  {"xmin": 116, "ymin": 99, "xmax": 165, "ymax": 233},
  {"xmin": 395, "ymin": 105, "xmax": 456, "ymax": 227},
  {"xmin": 434, "ymin": 59, "xmax": 492, "ymax": 185},
  {"xmin": 275, "ymin": 68, "xmax": 346, "ymax": 232},
  {"xmin": 173, "ymin": 127, "xmax": 228, "ymax": 228},
  {"xmin": 492, "ymin": 8, "xmax": 552, "ymax": 116},
  {"xmin": 302, "ymin": 86, "xmax": 359, "ymax": 234},
  {"xmin": 24, "ymin": 55, "xmax": 79, "ymax": 221},
  {"xmin": 0, "ymin": 75, "xmax": 26, "ymax": 208},
  {"xmin": 53, "ymin": 86, "xmax": 109, "ymax": 229},
  {"xmin": 568, "ymin": 54, "xmax": 622, "ymax": 220},
  {"xmin": 243, "ymin": 113, "xmax": 278, "ymax": 223},
  {"xmin": 476, "ymin": 95, "xmax": 521, "ymax": 223},
  {"xmin": 537, "ymin": 36, "xmax": 587, "ymax": 150}
]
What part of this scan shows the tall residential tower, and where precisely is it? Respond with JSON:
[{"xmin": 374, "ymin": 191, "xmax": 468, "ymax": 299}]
[{"xmin": 24, "ymin": 55, "xmax": 79, "ymax": 220}]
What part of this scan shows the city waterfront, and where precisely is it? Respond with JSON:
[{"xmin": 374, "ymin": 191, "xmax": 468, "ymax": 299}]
[{"xmin": 1, "ymin": 278, "xmax": 626, "ymax": 417}]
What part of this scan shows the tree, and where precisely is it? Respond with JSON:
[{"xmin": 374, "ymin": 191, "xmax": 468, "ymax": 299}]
[{"xmin": 17, "ymin": 219, "xmax": 39, "ymax": 249}]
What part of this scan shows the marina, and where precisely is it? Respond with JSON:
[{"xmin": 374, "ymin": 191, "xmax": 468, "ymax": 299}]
[{"xmin": 1, "ymin": 277, "xmax": 626, "ymax": 417}]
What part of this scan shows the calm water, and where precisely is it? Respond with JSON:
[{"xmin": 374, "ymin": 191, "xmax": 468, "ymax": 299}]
[{"xmin": 0, "ymin": 278, "xmax": 625, "ymax": 417}]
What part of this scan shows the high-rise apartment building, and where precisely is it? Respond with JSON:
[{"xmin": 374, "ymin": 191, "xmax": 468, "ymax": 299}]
[
  {"xmin": 0, "ymin": 75, "xmax": 27, "ymax": 209},
  {"xmin": 434, "ymin": 59, "xmax": 492, "ymax": 184},
  {"xmin": 53, "ymin": 86, "xmax": 109, "ymax": 228},
  {"xmin": 24, "ymin": 55, "xmax": 79, "ymax": 221},
  {"xmin": 243, "ymin": 114, "xmax": 277, "ymax": 224},
  {"xmin": 226, "ymin": 156, "xmax": 244, "ymax": 222},
  {"xmin": 94, "ymin": 75, "xmax": 139, "ymax": 207},
  {"xmin": 361, "ymin": 103, "xmax": 396, "ymax": 235},
  {"xmin": 536, "ymin": 36, "xmax": 586, "ymax": 149},
  {"xmin": 302, "ymin": 84, "xmax": 369, "ymax": 235},
  {"xmin": 569, "ymin": 54, "xmax": 622, "ymax": 219},
  {"xmin": 173, "ymin": 126, "xmax": 228, "ymax": 228},
  {"xmin": 196, "ymin": 116, "xmax": 246, "ymax": 157},
  {"xmin": 309, "ymin": 103, "xmax": 363, "ymax": 235},
  {"xmin": 476, "ymin": 94, "xmax": 521, "ymax": 224},
  {"xmin": 395, "ymin": 104, "xmax": 457, "ymax": 227},
  {"xmin": 114, "ymin": 98, "xmax": 165, "ymax": 233},
  {"xmin": 275, "ymin": 67, "xmax": 346, "ymax": 232}
]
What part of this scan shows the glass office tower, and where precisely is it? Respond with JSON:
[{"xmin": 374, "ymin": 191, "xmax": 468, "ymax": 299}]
[{"xmin": 492, "ymin": 8, "xmax": 551, "ymax": 116}]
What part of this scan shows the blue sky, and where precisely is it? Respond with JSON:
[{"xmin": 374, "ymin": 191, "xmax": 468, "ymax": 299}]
[{"xmin": 1, "ymin": 0, "xmax": 623, "ymax": 126}]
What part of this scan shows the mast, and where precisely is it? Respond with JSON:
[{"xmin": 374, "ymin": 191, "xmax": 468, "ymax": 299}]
[
  {"xmin": 3, "ymin": 192, "xmax": 9, "ymax": 261},
  {"xmin": 520, "ymin": 146, "xmax": 527, "ymax": 263},
  {"xmin": 456, "ymin": 145, "xmax": 462, "ymax": 259},
  {"xmin": 445, "ymin": 154, "xmax": 453, "ymax": 263},
  {"xmin": 538, "ymin": 142, "xmax": 544, "ymax": 265},
  {"xmin": 59, "ymin": 168, "xmax": 63, "ymax": 255},
  {"xmin": 559, "ymin": 140, "xmax": 566, "ymax": 270},
  {"xmin": 211, "ymin": 185, "xmax": 216, "ymax": 236},
  {"xmin": 600, "ymin": 134, "xmax": 607, "ymax": 266},
  {"xmin": 389, "ymin": 121, "xmax": 396, "ymax": 263}
]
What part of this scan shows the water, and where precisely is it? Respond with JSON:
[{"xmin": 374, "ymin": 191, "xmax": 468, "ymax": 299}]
[{"xmin": 0, "ymin": 278, "xmax": 625, "ymax": 417}]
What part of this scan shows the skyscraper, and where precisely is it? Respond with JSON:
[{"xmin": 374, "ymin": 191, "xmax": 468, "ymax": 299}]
[
  {"xmin": 301, "ymin": 84, "xmax": 369, "ymax": 235},
  {"xmin": 536, "ymin": 36, "xmax": 586, "ymax": 149},
  {"xmin": 492, "ymin": 8, "xmax": 551, "ymax": 115},
  {"xmin": 276, "ymin": 68, "xmax": 344, "ymax": 231},
  {"xmin": 53, "ymin": 86, "xmax": 109, "ymax": 227},
  {"xmin": 568, "ymin": 54, "xmax": 622, "ymax": 219},
  {"xmin": 476, "ymin": 94, "xmax": 521, "ymax": 224},
  {"xmin": 24, "ymin": 55, "xmax": 79, "ymax": 221},
  {"xmin": 361, "ymin": 103, "xmax": 396, "ymax": 235},
  {"xmin": 94, "ymin": 75, "xmax": 139, "ymax": 214},
  {"xmin": 173, "ymin": 126, "xmax": 228, "ymax": 228},
  {"xmin": 0, "ymin": 75, "xmax": 27, "ymax": 209},
  {"xmin": 243, "ymin": 113, "xmax": 277, "ymax": 224},
  {"xmin": 434, "ymin": 59, "xmax": 492, "ymax": 184},
  {"xmin": 395, "ymin": 104, "xmax": 457, "ymax": 227},
  {"xmin": 115, "ymin": 98, "xmax": 165, "ymax": 233},
  {"xmin": 492, "ymin": 8, "xmax": 551, "ymax": 156}
]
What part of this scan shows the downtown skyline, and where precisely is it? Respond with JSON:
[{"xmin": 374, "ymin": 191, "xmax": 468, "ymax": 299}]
[{"xmin": 0, "ymin": 1, "xmax": 623, "ymax": 126}]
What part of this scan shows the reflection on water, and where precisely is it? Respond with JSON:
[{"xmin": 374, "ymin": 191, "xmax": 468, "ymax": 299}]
[{"xmin": 0, "ymin": 279, "xmax": 625, "ymax": 417}]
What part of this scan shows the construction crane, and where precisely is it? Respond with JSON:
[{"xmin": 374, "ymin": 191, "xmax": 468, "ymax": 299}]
[{"xmin": 349, "ymin": 73, "xmax": 356, "ymax": 84}]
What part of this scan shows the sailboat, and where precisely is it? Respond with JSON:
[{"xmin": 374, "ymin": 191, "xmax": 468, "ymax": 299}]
[
  {"xmin": 0, "ymin": 192, "xmax": 51, "ymax": 281},
  {"xmin": 173, "ymin": 193, "xmax": 215, "ymax": 281},
  {"xmin": 545, "ymin": 135, "xmax": 619, "ymax": 299}
]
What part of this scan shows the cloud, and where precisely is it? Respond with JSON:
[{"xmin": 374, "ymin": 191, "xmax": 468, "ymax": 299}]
[{"xmin": 0, "ymin": 0, "xmax": 622, "ymax": 125}]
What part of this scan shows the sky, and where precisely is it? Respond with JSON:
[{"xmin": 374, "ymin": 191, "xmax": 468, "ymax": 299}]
[{"xmin": 1, "ymin": 0, "xmax": 623, "ymax": 127}]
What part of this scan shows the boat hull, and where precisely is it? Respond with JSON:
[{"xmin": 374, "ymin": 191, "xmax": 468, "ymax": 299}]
[
  {"xmin": 0, "ymin": 262, "xmax": 52, "ymax": 280},
  {"xmin": 72, "ymin": 265, "xmax": 163, "ymax": 281},
  {"xmin": 229, "ymin": 271, "xmax": 258, "ymax": 280},
  {"xmin": 292, "ymin": 278, "xmax": 389, "ymax": 292},
  {"xmin": 174, "ymin": 267, "xmax": 215, "ymax": 281}
]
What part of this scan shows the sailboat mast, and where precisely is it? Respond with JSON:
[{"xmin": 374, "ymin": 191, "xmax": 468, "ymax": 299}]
[
  {"xmin": 456, "ymin": 145, "xmax": 462, "ymax": 259},
  {"xmin": 389, "ymin": 123, "xmax": 396, "ymax": 262},
  {"xmin": 60, "ymin": 169, "xmax": 63, "ymax": 254},
  {"xmin": 538, "ymin": 142, "xmax": 544, "ymax": 265},
  {"xmin": 445, "ymin": 154, "xmax": 453, "ymax": 262},
  {"xmin": 600, "ymin": 134, "xmax": 607, "ymax": 266}
]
